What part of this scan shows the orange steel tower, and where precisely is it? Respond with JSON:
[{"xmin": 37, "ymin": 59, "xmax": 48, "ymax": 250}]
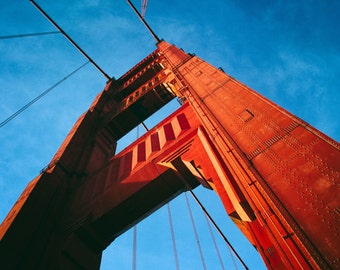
[{"xmin": 0, "ymin": 40, "xmax": 339, "ymax": 269}]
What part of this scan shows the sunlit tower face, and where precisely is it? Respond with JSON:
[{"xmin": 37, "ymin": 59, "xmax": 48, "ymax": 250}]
[
  {"xmin": 0, "ymin": 1, "xmax": 339, "ymax": 270},
  {"xmin": 1, "ymin": 38, "xmax": 339, "ymax": 269}
]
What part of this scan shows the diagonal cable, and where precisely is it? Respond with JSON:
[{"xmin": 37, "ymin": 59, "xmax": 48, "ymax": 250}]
[
  {"xmin": 0, "ymin": 61, "xmax": 90, "ymax": 129},
  {"xmin": 204, "ymin": 214, "xmax": 226, "ymax": 270}
]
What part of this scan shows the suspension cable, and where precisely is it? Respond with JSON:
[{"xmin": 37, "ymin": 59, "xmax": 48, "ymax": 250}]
[
  {"xmin": 0, "ymin": 61, "xmax": 90, "ymax": 129},
  {"xmin": 204, "ymin": 214, "xmax": 226, "ymax": 270},
  {"xmin": 141, "ymin": 121, "xmax": 148, "ymax": 131},
  {"xmin": 126, "ymin": 0, "xmax": 160, "ymax": 43},
  {"xmin": 188, "ymin": 189, "xmax": 249, "ymax": 270},
  {"xmin": 167, "ymin": 203, "xmax": 180, "ymax": 270},
  {"xmin": 30, "ymin": 0, "xmax": 111, "ymax": 80},
  {"xmin": 184, "ymin": 192, "xmax": 207, "ymax": 270},
  {"xmin": 0, "ymin": 31, "xmax": 60, "ymax": 40}
]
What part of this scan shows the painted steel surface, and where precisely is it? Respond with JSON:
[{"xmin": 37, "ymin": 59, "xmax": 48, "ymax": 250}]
[
  {"xmin": 1, "ymin": 40, "xmax": 339, "ymax": 269},
  {"xmin": 159, "ymin": 41, "xmax": 339, "ymax": 269}
]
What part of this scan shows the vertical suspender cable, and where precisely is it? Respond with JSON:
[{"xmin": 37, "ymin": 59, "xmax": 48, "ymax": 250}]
[
  {"xmin": 141, "ymin": 0, "xmax": 148, "ymax": 18},
  {"xmin": 188, "ymin": 189, "xmax": 249, "ymax": 270},
  {"xmin": 132, "ymin": 225, "xmax": 137, "ymax": 270},
  {"xmin": 184, "ymin": 192, "xmax": 207, "ymax": 270},
  {"xmin": 226, "ymin": 237, "xmax": 239, "ymax": 270},
  {"xmin": 131, "ymin": 123, "xmax": 142, "ymax": 270},
  {"xmin": 167, "ymin": 203, "xmax": 180, "ymax": 270},
  {"xmin": 204, "ymin": 214, "xmax": 226, "ymax": 270}
]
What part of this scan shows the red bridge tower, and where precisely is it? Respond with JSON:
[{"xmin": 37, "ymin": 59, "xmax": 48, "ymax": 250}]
[{"xmin": 1, "ymin": 41, "xmax": 339, "ymax": 269}]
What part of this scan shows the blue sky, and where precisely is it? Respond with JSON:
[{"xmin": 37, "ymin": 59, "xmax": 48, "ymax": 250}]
[{"xmin": 0, "ymin": 0, "xmax": 339, "ymax": 269}]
